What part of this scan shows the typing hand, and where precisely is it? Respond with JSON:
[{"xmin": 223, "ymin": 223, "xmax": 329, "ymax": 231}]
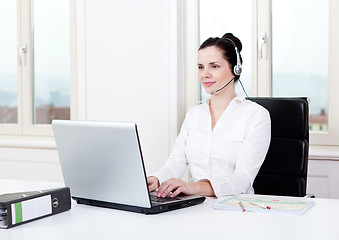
[
  {"xmin": 147, "ymin": 176, "xmax": 160, "ymax": 192},
  {"xmin": 157, "ymin": 178, "xmax": 195, "ymax": 198}
]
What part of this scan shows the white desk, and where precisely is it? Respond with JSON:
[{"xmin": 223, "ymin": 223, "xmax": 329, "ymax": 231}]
[{"xmin": 0, "ymin": 179, "xmax": 338, "ymax": 240}]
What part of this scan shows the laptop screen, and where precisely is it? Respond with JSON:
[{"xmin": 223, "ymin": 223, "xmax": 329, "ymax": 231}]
[{"xmin": 52, "ymin": 120, "xmax": 152, "ymax": 208}]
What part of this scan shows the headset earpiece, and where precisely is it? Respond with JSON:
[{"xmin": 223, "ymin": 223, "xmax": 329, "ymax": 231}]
[
  {"xmin": 233, "ymin": 46, "xmax": 242, "ymax": 75},
  {"xmin": 223, "ymin": 38, "xmax": 242, "ymax": 76}
]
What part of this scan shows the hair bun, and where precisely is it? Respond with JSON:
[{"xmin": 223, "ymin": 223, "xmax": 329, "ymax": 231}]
[{"xmin": 222, "ymin": 33, "xmax": 242, "ymax": 52}]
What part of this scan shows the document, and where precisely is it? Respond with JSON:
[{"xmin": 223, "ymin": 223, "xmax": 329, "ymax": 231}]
[{"xmin": 213, "ymin": 195, "xmax": 315, "ymax": 215}]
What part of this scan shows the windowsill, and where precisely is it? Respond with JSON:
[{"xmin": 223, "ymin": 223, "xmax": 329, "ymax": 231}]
[
  {"xmin": 0, "ymin": 135, "xmax": 56, "ymax": 149},
  {"xmin": 309, "ymin": 145, "xmax": 339, "ymax": 161}
]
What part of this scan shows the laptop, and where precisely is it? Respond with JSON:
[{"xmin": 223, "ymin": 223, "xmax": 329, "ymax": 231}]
[{"xmin": 52, "ymin": 120, "xmax": 206, "ymax": 214}]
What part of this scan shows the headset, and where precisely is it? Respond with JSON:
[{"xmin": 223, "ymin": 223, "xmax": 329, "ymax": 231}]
[
  {"xmin": 222, "ymin": 38, "xmax": 242, "ymax": 76},
  {"xmin": 209, "ymin": 37, "xmax": 248, "ymax": 97}
]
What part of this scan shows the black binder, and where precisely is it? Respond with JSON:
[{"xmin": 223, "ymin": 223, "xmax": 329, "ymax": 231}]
[{"xmin": 0, "ymin": 187, "xmax": 71, "ymax": 229}]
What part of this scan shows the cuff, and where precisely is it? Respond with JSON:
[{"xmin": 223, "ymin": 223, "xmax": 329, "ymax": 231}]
[{"xmin": 209, "ymin": 176, "xmax": 235, "ymax": 198}]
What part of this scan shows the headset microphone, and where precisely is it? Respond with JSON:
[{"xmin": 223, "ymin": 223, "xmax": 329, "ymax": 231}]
[{"xmin": 210, "ymin": 77, "xmax": 235, "ymax": 95}]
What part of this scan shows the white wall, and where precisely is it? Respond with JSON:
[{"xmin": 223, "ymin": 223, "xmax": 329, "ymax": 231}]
[
  {"xmin": 307, "ymin": 159, "xmax": 339, "ymax": 199},
  {"xmin": 0, "ymin": 146, "xmax": 63, "ymax": 181},
  {"xmin": 78, "ymin": 0, "xmax": 182, "ymax": 174}
]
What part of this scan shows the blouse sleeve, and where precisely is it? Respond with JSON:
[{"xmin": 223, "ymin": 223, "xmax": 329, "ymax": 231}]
[
  {"xmin": 151, "ymin": 113, "xmax": 190, "ymax": 184},
  {"xmin": 209, "ymin": 107, "xmax": 271, "ymax": 198}
]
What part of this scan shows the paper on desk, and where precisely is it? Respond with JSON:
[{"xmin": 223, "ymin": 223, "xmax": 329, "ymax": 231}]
[{"xmin": 213, "ymin": 195, "xmax": 315, "ymax": 215}]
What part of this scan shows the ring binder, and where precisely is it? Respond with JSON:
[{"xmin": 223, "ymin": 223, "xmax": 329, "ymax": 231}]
[{"xmin": 0, "ymin": 187, "xmax": 71, "ymax": 229}]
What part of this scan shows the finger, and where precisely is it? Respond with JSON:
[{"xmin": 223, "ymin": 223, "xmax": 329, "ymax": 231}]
[
  {"xmin": 158, "ymin": 181, "xmax": 177, "ymax": 198},
  {"xmin": 170, "ymin": 187, "xmax": 183, "ymax": 198},
  {"xmin": 147, "ymin": 177, "xmax": 159, "ymax": 191},
  {"xmin": 162, "ymin": 181, "xmax": 183, "ymax": 198},
  {"xmin": 157, "ymin": 183, "xmax": 172, "ymax": 197},
  {"xmin": 148, "ymin": 182, "xmax": 156, "ymax": 192},
  {"xmin": 147, "ymin": 178, "xmax": 156, "ymax": 191},
  {"xmin": 148, "ymin": 179, "xmax": 154, "ymax": 187},
  {"xmin": 157, "ymin": 182, "xmax": 167, "ymax": 197},
  {"xmin": 161, "ymin": 184, "xmax": 176, "ymax": 198}
]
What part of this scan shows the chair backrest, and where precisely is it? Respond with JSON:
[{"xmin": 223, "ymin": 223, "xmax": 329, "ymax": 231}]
[{"xmin": 247, "ymin": 97, "xmax": 309, "ymax": 197}]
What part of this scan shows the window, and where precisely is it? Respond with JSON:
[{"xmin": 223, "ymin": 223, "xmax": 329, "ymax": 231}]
[
  {"xmin": 271, "ymin": 0, "xmax": 328, "ymax": 133},
  {"xmin": 0, "ymin": 0, "xmax": 71, "ymax": 136},
  {"xmin": 33, "ymin": 0, "xmax": 71, "ymax": 125},
  {"xmin": 187, "ymin": 0, "xmax": 339, "ymax": 146},
  {"xmin": 0, "ymin": 1, "xmax": 17, "ymax": 124},
  {"xmin": 257, "ymin": 0, "xmax": 339, "ymax": 146}
]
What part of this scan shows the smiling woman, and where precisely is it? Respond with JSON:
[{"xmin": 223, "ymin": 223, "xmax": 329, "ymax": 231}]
[
  {"xmin": 147, "ymin": 33, "xmax": 271, "ymax": 199},
  {"xmin": 198, "ymin": 34, "xmax": 242, "ymax": 97}
]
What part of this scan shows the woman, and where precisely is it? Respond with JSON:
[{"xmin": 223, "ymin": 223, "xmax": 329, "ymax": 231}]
[{"xmin": 148, "ymin": 33, "xmax": 271, "ymax": 198}]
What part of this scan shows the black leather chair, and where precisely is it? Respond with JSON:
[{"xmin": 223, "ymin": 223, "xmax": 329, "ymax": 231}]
[{"xmin": 247, "ymin": 97, "xmax": 309, "ymax": 197}]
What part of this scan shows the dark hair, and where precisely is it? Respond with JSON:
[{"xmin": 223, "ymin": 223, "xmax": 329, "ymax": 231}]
[{"xmin": 199, "ymin": 33, "xmax": 243, "ymax": 81}]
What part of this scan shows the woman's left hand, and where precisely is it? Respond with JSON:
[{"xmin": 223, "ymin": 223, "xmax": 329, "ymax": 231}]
[
  {"xmin": 157, "ymin": 178, "xmax": 215, "ymax": 198},
  {"xmin": 156, "ymin": 178, "xmax": 197, "ymax": 198}
]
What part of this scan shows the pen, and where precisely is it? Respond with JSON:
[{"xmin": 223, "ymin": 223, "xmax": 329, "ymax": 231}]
[
  {"xmin": 239, "ymin": 201, "xmax": 246, "ymax": 212},
  {"xmin": 249, "ymin": 201, "xmax": 271, "ymax": 210}
]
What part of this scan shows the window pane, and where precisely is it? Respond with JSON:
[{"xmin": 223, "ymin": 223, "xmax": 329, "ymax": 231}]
[
  {"xmin": 199, "ymin": 0, "xmax": 252, "ymax": 101},
  {"xmin": 32, "ymin": 0, "xmax": 70, "ymax": 124},
  {"xmin": 272, "ymin": 0, "xmax": 328, "ymax": 132},
  {"xmin": 0, "ymin": 1, "xmax": 17, "ymax": 123}
]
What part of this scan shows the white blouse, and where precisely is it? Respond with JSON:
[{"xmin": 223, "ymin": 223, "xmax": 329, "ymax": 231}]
[{"xmin": 152, "ymin": 95, "xmax": 271, "ymax": 198}]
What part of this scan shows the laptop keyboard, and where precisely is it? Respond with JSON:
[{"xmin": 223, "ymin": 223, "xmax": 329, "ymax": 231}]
[{"xmin": 150, "ymin": 195, "xmax": 179, "ymax": 204}]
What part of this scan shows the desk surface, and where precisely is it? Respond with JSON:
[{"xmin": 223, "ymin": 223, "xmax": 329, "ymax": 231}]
[{"xmin": 0, "ymin": 179, "xmax": 338, "ymax": 240}]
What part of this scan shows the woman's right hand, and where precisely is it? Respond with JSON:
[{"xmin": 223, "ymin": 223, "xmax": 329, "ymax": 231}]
[{"xmin": 147, "ymin": 176, "xmax": 160, "ymax": 192}]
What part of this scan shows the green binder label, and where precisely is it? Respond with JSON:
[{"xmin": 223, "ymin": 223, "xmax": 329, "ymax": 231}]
[
  {"xmin": 11, "ymin": 195, "xmax": 52, "ymax": 225},
  {"xmin": 14, "ymin": 202, "xmax": 23, "ymax": 224}
]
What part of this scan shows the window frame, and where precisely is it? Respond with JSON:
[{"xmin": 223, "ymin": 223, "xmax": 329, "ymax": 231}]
[
  {"xmin": 257, "ymin": 0, "xmax": 339, "ymax": 147},
  {"xmin": 0, "ymin": 0, "xmax": 77, "ymax": 140}
]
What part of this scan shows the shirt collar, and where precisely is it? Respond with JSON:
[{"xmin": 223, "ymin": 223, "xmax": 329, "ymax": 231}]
[
  {"xmin": 203, "ymin": 95, "xmax": 245, "ymax": 106},
  {"xmin": 233, "ymin": 95, "xmax": 246, "ymax": 103}
]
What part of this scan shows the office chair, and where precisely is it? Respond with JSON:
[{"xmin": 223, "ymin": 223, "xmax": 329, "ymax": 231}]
[{"xmin": 248, "ymin": 97, "xmax": 309, "ymax": 197}]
